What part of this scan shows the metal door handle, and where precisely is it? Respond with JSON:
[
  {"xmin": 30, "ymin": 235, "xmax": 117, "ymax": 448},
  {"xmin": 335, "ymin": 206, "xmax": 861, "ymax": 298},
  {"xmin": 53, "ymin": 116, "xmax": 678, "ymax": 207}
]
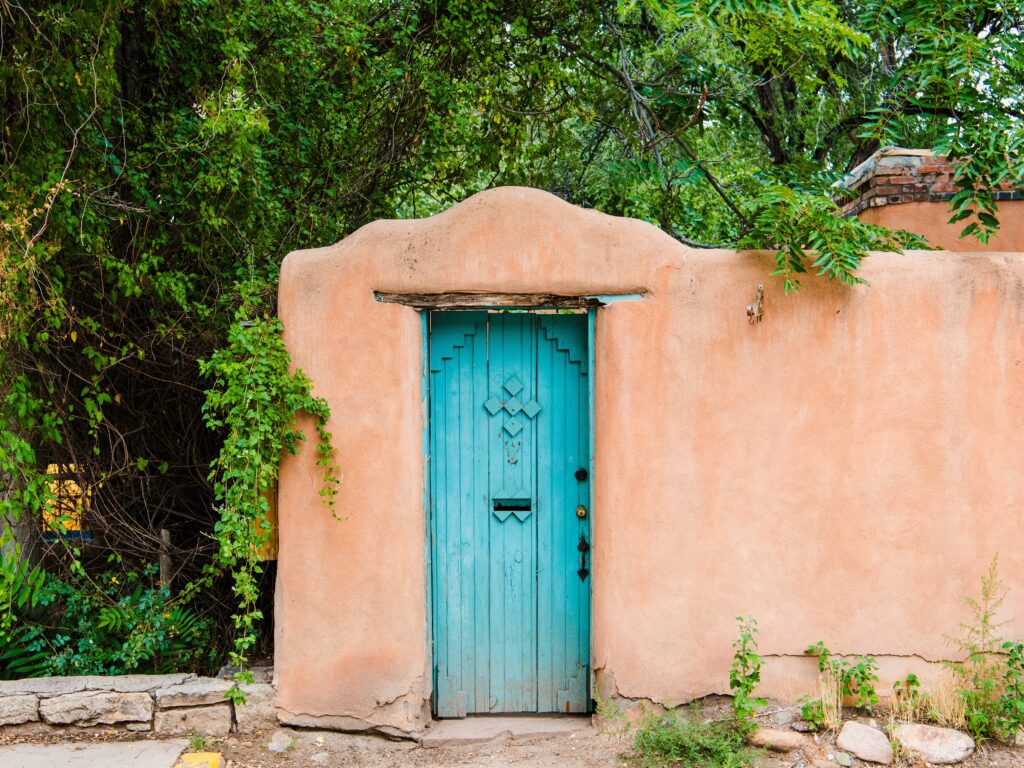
[{"xmin": 577, "ymin": 534, "xmax": 589, "ymax": 581}]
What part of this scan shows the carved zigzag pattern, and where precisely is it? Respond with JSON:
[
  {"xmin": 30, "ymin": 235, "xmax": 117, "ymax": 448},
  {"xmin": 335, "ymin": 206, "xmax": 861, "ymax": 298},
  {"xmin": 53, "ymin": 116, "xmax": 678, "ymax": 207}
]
[
  {"xmin": 538, "ymin": 316, "xmax": 586, "ymax": 369},
  {"xmin": 428, "ymin": 329, "xmax": 476, "ymax": 372},
  {"xmin": 428, "ymin": 314, "xmax": 485, "ymax": 372}
]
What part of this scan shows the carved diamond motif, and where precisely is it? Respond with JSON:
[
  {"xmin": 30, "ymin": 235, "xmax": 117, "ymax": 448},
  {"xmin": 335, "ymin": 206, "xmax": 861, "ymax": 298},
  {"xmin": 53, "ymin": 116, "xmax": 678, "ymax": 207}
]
[{"xmin": 484, "ymin": 374, "xmax": 540, "ymax": 433}]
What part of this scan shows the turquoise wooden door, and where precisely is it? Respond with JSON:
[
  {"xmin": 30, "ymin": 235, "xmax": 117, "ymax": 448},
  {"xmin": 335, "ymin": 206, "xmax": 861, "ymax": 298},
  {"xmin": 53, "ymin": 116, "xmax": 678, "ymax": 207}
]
[{"xmin": 429, "ymin": 311, "xmax": 591, "ymax": 716}]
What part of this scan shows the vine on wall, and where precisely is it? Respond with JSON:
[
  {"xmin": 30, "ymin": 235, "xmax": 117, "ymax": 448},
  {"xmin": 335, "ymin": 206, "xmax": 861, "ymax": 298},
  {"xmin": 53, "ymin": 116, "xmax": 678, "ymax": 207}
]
[{"xmin": 199, "ymin": 303, "xmax": 339, "ymax": 697}]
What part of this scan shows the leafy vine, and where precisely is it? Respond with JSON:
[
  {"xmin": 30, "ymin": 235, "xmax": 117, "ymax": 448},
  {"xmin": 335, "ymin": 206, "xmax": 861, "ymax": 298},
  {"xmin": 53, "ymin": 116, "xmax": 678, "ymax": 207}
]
[{"xmin": 199, "ymin": 302, "xmax": 338, "ymax": 699}]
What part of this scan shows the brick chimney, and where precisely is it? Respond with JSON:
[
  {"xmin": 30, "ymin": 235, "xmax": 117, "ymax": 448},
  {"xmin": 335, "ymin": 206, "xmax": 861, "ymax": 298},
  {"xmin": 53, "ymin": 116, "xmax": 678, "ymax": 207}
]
[{"xmin": 838, "ymin": 147, "xmax": 1024, "ymax": 251}]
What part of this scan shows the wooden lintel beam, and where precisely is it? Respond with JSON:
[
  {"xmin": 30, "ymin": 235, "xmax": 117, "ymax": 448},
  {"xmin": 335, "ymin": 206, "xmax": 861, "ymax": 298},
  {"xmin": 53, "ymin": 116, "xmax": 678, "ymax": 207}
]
[{"xmin": 373, "ymin": 291, "xmax": 643, "ymax": 308}]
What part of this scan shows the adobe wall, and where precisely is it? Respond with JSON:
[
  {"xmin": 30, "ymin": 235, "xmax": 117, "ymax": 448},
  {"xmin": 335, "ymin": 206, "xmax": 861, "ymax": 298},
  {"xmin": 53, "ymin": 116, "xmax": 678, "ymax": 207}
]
[
  {"xmin": 859, "ymin": 202, "xmax": 1024, "ymax": 252},
  {"xmin": 276, "ymin": 187, "xmax": 1024, "ymax": 737}
]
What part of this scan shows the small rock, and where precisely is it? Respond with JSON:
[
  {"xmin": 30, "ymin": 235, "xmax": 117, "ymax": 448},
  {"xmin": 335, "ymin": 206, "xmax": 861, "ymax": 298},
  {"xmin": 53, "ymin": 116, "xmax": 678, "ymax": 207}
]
[
  {"xmin": 748, "ymin": 727, "xmax": 808, "ymax": 752},
  {"xmin": 267, "ymin": 729, "xmax": 295, "ymax": 753},
  {"xmin": 1015, "ymin": 728, "xmax": 1023, "ymax": 747},
  {"xmin": 217, "ymin": 665, "xmax": 240, "ymax": 680},
  {"xmin": 250, "ymin": 665, "xmax": 274, "ymax": 685},
  {"xmin": 126, "ymin": 722, "xmax": 152, "ymax": 732},
  {"xmin": 792, "ymin": 720, "xmax": 815, "ymax": 732},
  {"xmin": 217, "ymin": 665, "xmax": 274, "ymax": 684},
  {"xmin": 771, "ymin": 707, "xmax": 800, "ymax": 727},
  {"xmin": 893, "ymin": 723, "xmax": 975, "ymax": 765},
  {"xmin": 835, "ymin": 752, "xmax": 853, "ymax": 767},
  {"xmin": 836, "ymin": 720, "xmax": 894, "ymax": 764}
]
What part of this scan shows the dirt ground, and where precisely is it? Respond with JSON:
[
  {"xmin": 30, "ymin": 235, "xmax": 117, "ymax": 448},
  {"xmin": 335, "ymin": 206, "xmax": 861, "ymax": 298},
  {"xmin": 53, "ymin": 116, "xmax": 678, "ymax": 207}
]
[
  {"xmin": 2, "ymin": 721, "xmax": 1022, "ymax": 767},
  {"xmin": 201, "ymin": 726, "xmax": 1024, "ymax": 768}
]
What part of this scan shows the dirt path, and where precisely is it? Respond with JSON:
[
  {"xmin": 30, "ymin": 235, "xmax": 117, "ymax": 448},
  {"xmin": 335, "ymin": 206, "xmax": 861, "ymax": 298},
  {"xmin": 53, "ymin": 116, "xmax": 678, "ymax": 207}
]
[{"xmin": 212, "ymin": 728, "xmax": 630, "ymax": 768}]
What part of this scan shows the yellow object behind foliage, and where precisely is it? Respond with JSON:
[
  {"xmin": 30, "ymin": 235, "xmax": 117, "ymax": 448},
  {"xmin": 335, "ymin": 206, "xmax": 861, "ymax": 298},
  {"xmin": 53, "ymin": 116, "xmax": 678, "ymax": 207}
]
[
  {"xmin": 42, "ymin": 463, "xmax": 89, "ymax": 532},
  {"xmin": 256, "ymin": 486, "xmax": 279, "ymax": 560}
]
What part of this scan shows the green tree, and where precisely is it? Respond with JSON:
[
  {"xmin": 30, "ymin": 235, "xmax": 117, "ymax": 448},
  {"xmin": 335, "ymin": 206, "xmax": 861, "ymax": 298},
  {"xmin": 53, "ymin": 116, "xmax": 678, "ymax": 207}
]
[{"xmin": 2, "ymin": 0, "xmax": 1021, "ymax": 672}]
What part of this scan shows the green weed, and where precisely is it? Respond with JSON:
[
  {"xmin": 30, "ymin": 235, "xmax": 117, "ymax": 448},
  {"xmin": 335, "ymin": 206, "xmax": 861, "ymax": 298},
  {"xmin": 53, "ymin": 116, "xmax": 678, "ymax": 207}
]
[
  {"xmin": 805, "ymin": 641, "xmax": 879, "ymax": 712},
  {"xmin": 632, "ymin": 710, "xmax": 755, "ymax": 768},
  {"xmin": 729, "ymin": 616, "xmax": 767, "ymax": 735},
  {"xmin": 186, "ymin": 733, "xmax": 207, "ymax": 752}
]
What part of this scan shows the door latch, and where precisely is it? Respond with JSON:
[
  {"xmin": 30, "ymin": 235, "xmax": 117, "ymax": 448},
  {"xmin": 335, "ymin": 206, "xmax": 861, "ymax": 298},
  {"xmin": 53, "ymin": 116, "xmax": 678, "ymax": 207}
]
[{"xmin": 577, "ymin": 533, "xmax": 590, "ymax": 581}]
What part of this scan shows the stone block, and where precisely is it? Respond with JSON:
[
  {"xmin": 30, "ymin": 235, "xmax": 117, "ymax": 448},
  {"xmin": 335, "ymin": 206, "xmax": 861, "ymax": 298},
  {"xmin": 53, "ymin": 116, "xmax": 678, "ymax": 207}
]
[
  {"xmin": 0, "ymin": 694, "xmax": 39, "ymax": 726},
  {"xmin": 0, "ymin": 672, "xmax": 195, "ymax": 697},
  {"xmin": 156, "ymin": 678, "xmax": 232, "ymax": 708},
  {"xmin": 234, "ymin": 683, "xmax": 277, "ymax": 732},
  {"xmin": 99, "ymin": 673, "xmax": 196, "ymax": 693},
  {"xmin": 154, "ymin": 702, "xmax": 233, "ymax": 736},
  {"xmin": 39, "ymin": 691, "xmax": 152, "ymax": 726},
  {"xmin": 0, "ymin": 677, "xmax": 88, "ymax": 697}
]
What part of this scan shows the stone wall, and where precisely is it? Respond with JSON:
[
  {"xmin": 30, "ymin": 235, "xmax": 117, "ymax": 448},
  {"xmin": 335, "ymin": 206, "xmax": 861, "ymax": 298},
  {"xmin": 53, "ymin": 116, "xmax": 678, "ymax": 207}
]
[{"xmin": 0, "ymin": 668, "xmax": 277, "ymax": 735}]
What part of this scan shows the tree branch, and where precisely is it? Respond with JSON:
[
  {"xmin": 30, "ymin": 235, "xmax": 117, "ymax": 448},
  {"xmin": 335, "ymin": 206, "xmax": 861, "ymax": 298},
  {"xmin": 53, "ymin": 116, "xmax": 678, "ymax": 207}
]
[{"xmin": 558, "ymin": 37, "xmax": 753, "ymax": 234}]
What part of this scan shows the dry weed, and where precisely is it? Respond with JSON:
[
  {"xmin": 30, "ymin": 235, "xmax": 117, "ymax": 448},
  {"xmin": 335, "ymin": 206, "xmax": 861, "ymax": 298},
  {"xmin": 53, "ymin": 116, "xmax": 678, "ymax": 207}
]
[
  {"xmin": 818, "ymin": 674, "xmax": 843, "ymax": 731},
  {"xmin": 927, "ymin": 672, "xmax": 967, "ymax": 729}
]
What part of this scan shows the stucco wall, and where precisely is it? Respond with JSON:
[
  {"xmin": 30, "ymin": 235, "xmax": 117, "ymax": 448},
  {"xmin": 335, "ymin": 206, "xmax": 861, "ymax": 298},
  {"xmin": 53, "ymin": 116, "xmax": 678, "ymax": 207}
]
[
  {"xmin": 859, "ymin": 200, "xmax": 1024, "ymax": 252},
  {"xmin": 276, "ymin": 187, "xmax": 1024, "ymax": 736}
]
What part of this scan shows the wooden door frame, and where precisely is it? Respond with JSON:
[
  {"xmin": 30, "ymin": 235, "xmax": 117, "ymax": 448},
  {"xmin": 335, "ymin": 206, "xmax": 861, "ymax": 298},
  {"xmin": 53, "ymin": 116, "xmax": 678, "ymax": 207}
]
[{"xmin": 421, "ymin": 307, "xmax": 597, "ymax": 718}]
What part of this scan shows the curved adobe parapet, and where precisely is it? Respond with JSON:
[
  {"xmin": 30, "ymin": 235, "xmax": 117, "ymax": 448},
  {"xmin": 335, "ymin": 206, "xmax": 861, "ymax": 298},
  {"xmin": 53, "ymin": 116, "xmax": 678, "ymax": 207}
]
[
  {"xmin": 274, "ymin": 187, "xmax": 686, "ymax": 737},
  {"xmin": 280, "ymin": 186, "xmax": 683, "ymax": 300}
]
